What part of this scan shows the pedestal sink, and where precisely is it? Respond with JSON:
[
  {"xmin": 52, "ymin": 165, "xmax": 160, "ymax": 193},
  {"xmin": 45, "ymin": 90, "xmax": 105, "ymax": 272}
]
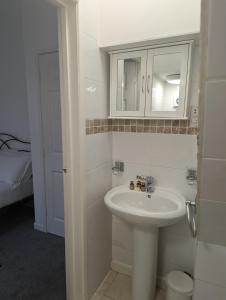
[{"xmin": 104, "ymin": 185, "xmax": 186, "ymax": 300}]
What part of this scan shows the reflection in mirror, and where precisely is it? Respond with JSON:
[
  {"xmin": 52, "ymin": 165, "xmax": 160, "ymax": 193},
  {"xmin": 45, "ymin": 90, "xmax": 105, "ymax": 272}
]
[
  {"xmin": 151, "ymin": 52, "xmax": 182, "ymax": 112},
  {"xmin": 116, "ymin": 57, "xmax": 141, "ymax": 111}
]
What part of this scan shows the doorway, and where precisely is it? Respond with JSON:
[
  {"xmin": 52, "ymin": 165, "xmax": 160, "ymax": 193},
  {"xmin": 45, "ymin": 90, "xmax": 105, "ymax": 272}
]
[{"xmin": 0, "ymin": 0, "xmax": 85, "ymax": 299}]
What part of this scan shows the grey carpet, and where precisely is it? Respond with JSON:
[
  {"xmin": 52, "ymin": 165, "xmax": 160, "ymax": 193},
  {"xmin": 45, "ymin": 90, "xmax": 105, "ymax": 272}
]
[{"xmin": 0, "ymin": 201, "xmax": 66, "ymax": 300}]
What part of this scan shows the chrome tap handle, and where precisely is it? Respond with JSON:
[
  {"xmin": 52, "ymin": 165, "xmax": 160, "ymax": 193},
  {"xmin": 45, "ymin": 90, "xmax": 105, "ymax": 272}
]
[
  {"xmin": 136, "ymin": 175, "xmax": 146, "ymax": 181},
  {"xmin": 146, "ymin": 176, "xmax": 154, "ymax": 184}
]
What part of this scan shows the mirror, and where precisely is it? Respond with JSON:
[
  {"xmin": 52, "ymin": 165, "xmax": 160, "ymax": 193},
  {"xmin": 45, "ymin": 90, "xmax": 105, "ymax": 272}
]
[
  {"xmin": 110, "ymin": 43, "xmax": 191, "ymax": 118},
  {"xmin": 151, "ymin": 52, "xmax": 182, "ymax": 112},
  {"xmin": 116, "ymin": 57, "xmax": 141, "ymax": 111}
]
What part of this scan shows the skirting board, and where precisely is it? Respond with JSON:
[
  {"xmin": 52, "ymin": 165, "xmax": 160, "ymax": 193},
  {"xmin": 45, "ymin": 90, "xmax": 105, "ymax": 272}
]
[
  {"xmin": 111, "ymin": 260, "xmax": 132, "ymax": 276},
  {"xmin": 34, "ymin": 222, "xmax": 47, "ymax": 232},
  {"xmin": 111, "ymin": 260, "xmax": 166, "ymax": 289}
]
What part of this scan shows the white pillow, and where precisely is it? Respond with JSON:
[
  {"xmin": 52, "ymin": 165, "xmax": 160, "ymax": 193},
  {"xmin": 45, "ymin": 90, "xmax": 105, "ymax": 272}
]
[{"xmin": 0, "ymin": 151, "xmax": 32, "ymax": 188}]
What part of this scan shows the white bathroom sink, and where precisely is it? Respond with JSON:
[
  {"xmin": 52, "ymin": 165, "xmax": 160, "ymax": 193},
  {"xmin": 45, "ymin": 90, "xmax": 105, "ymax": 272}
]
[
  {"xmin": 104, "ymin": 185, "xmax": 186, "ymax": 228},
  {"xmin": 104, "ymin": 184, "xmax": 187, "ymax": 300}
]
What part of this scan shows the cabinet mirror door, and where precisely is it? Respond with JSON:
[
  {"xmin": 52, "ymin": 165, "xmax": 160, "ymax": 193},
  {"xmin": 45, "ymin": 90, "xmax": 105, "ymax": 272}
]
[
  {"xmin": 145, "ymin": 44, "xmax": 190, "ymax": 118},
  {"xmin": 111, "ymin": 50, "xmax": 147, "ymax": 117}
]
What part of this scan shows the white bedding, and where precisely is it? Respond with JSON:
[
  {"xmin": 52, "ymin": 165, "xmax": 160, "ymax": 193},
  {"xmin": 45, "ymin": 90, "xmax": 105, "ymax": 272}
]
[
  {"xmin": 0, "ymin": 179, "xmax": 33, "ymax": 208},
  {"xmin": 0, "ymin": 150, "xmax": 32, "ymax": 187},
  {"xmin": 0, "ymin": 150, "xmax": 33, "ymax": 208}
]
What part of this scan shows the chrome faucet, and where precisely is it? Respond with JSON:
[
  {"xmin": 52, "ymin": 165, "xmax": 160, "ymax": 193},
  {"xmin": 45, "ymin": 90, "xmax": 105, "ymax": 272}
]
[
  {"xmin": 136, "ymin": 175, "xmax": 155, "ymax": 193},
  {"xmin": 146, "ymin": 176, "xmax": 155, "ymax": 193}
]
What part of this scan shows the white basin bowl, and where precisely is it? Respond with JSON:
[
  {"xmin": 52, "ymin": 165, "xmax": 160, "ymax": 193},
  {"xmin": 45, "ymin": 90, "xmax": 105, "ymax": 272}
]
[
  {"xmin": 104, "ymin": 184, "xmax": 187, "ymax": 300},
  {"xmin": 104, "ymin": 185, "xmax": 186, "ymax": 228}
]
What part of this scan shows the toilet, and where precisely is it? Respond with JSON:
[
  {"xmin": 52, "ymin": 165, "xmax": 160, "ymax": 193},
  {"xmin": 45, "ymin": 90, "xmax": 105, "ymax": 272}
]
[{"xmin": 166, "ymin": 271, "xmax": 194, "ymax": 300}]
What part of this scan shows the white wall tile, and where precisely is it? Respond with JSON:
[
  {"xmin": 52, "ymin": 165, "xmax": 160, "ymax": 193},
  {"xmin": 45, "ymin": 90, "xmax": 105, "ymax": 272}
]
[
  {"xmin": 195, "ymin": 241, "xmax": 226, "ymax": 288},
  {"xmin": 79, "ymin": 1, "xmax": 112, "ymax": 298},
  {"xmin": 81, "ymin": 33, "xmax": 98, "ymax": 59},
  {"xmin": 200, "ymin": 158, "xmax": 226, "ymax": 203},
  {"xmin": 83, "ymin": 78, "xmax": 109, "ymax": 119},
  {"xmin": 80, "ymin": 33, "xmax": 109, "ymax": 120},
  {"xmin": 81, "ymin": 33, "xmax": 109, "ymax": 84},
  {"xmin": 113, "ymin": 133, "xmax": 197, "ymax": 169},
  {"xmin": 193, "ymin": 280, "xmax": 226, "ymax": 300},
  {"xmin": 86, "ymin": 133, "xmax": 112, "ymax": 171},
  {"xmin": 112, "ymin": 162, "xmax": 149, "ymax": 188},
  {"xmin": 112, "ymin": 217, "xmax": 133, "ymax": 251},
  {"xmin": 198, "ymin": 200, "xmax": 226, "ymax": 246},
  {"xmin": 207, "ymin": 0, "xmax": 226, "ymax": 78},
  {"xmin": 112, "ymin": 246, "xmax": 133, "ymax": 268},
  {"xmin": 158, "ymin": 230, "xmax": 196, "ymax": 276},
  {"xmin": 112, "ymin": 132, "xmax": 197, "ymax": 278},
  {"xmin": 203, "ymin": 81, "xmax": 226, "ymax": 158},
  {"xmin": 86, "ymin": 162, "xmax": 112, "ymax": 207},
  {"xmin": 87, "ymin": 198, "xmax": 112, "ymax": 299},
  {"xmin": 112, "ymin": 216, "xmax": 133, "ymax": 266},
  {"xmin": 195, "ymin": 0, "xmax": 226, "ymax": 298},
  {"xmin": 158, "ymin": 262, "xmax": 190, "ymax": 281},
  {"xmin": 161, "ymin": 219, "xmax": 192, "ymax": 237},
  {"xmin": 112, "ymin": 162, "xmax": 197, "ymax": 202}
]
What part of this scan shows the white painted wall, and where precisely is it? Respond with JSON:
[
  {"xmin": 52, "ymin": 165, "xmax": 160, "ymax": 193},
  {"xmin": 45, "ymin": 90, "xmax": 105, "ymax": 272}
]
[
  {"xmin": 79, "ymin": 0, "xmax": 112, "ymax": 298},
  {"xmin": 99, "ymin": 0, "xmax": 201, "ymax": 47},
  {"xmin": 0, "ymin": 0, "xmax": 29, "ymax": 140},
  {"xmin": 21, "ymin": 0, "xmax": 58, "ymax": 232}
]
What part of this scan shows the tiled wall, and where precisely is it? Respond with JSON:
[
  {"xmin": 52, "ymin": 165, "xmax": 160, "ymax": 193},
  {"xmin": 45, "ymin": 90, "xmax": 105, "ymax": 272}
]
[
  {"xmin": 86, "ymin": 118, "xmax": 198, "ymax": 135},
  {"xmin": 194, "ymin": 1, "xmax": 226, "ymax": 299},
  {"xmin": 80, "ymin": 2, "xmax": 199, "ymax": 298},
  {"xmin": 111, "ymin": 132, "xmax": 197, "ymax": 281},
  {"xmin": 79, "ymin": 0, "xmax": 112, "ymax": 298}
]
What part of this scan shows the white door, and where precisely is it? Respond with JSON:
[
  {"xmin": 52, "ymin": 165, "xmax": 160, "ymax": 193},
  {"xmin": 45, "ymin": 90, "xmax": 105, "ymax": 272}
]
[{"xmin": 39, "ymin": 51, "xmax": 64, "ymax": 237}]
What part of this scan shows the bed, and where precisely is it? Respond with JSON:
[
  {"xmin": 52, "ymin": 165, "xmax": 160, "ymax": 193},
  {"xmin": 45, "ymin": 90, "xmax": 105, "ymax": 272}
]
[{"xmin": 0, "ymin": 133, "xmax": 33, "ymax": 208}]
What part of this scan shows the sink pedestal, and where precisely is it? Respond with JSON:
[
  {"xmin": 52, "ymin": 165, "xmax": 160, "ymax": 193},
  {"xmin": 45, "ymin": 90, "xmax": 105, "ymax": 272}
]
[{"xmin": 132, "ymin": 226, "xmax": 158, "ymax": 300}]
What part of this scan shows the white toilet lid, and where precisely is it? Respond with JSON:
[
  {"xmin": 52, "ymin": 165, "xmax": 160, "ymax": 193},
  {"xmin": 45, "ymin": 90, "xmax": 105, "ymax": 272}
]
[{"xmin": 166, "ymin": 271, "xmax": 194, "ymax": 295}]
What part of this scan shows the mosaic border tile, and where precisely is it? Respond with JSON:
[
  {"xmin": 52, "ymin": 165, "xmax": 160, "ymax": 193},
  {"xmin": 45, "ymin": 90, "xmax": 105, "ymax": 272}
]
[{"xmin": 86, "ymin": 119, "xmax": 198, "ymax": 135}]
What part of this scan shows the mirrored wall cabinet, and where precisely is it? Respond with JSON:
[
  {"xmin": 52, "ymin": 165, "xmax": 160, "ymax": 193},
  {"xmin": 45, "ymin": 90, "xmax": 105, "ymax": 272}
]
[{"xmin": 109, "ymin": 42, "xmax": 193, "ymax": 119}]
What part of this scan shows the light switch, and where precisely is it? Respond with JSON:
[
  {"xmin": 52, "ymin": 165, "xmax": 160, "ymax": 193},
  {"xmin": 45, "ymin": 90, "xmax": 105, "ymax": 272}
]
[{"xmin": 190, "ymin": 106, "xmax": 199, "ymax": 127}]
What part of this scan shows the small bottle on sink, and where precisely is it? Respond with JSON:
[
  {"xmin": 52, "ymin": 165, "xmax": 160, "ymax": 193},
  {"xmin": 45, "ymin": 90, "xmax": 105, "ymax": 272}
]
[
  {"xmin": 135, "ymin": 180, "xmax": 141, "ymax": 191},
  {"xmin": 130, "ymin": 181, "xmax": 135, "ymax": 190},
  {"xmin": 140, "ymin": 182, "xmax": 146, "ymax": 192}
]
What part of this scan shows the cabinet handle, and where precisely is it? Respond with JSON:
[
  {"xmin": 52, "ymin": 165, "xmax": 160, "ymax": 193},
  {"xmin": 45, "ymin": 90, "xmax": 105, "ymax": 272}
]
[
  {"xmin": 147, "ymin": 74, "xmax": 150, "ymax": 93},
  {"xmin": 142, "ymin": 76, "xmax": 145, "ymax": 93}
]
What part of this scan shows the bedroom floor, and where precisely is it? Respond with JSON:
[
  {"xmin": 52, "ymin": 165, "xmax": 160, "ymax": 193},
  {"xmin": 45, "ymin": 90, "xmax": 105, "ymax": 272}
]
[{"xmin": 0, "ymin": 200, "xmax": 66, "ymax": 300}]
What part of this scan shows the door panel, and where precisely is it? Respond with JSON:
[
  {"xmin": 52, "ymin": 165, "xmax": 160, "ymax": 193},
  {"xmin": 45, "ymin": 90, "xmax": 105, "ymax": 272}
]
[
  {"xmin": 145, "ymin": 44, "xmax": 190, "ymax": 118},
  {"xmin": 111, "ymin": 50, "xmax": 147, "ymax": 117},
  {"xmin": 39, "ymin": 51, "xmax": 64, "ymax": 237},
  {"xmin": 52, "ymin": 171, "xmax": 64, "ymax": 221}
]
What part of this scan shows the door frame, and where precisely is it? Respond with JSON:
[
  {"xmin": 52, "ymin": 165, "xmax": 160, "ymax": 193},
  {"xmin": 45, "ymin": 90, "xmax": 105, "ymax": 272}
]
[{"xmin": 45, "ymin": 0, "xmax": 86, "ymax": 299}]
